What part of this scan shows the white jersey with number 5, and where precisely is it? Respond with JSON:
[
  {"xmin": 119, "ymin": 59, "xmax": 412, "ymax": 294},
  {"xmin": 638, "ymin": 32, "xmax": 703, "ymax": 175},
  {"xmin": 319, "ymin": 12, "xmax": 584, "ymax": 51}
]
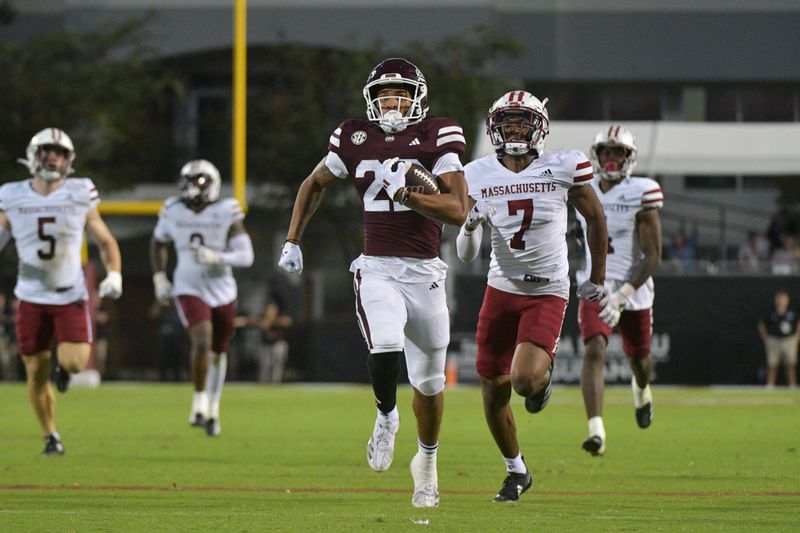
[
  {"xmin": 153, "ymin": 197, "xmax": 244, "ymax": 307},
  {"xmin": 465, "ymin": 149, "xmax": 593, "ymax": 296},
  {"xmin": 0, "ymin": 178, "xmax": 98, "ymax": 305},
  {"xmin": 575, "ymin": 176, "xmax": 663, "ymax": 309}
]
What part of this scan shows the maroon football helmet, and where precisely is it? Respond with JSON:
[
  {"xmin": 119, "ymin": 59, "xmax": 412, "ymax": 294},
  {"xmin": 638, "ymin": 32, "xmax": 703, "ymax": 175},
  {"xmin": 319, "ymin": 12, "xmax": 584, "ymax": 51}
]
[{"xmin": 363, "ymin": 58, "xmax": 429, "ymax": 133}]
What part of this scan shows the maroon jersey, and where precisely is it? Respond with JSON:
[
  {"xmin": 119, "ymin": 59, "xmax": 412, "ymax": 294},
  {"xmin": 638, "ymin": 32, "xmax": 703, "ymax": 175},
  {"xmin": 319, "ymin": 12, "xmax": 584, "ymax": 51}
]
[{"xmin": 328, "ymin": 117, "xmax": 465, "ymax": 259}]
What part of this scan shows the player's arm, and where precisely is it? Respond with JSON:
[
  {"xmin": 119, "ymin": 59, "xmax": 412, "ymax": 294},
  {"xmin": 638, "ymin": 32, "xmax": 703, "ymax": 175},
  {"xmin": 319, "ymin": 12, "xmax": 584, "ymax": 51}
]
[
  {"xmin": 86, "ymin": 208, "xmax": 121, "ymax": 276},
  {"xmin": 0, "ymin": 211, "xmax": 11, "ymax": 253},
  {"xmin": 193, "ymin": 219, "xmax": 254, "ymax": 268},
  {"xmin": 401, "ymin": 169, "xmax": 470, "ymax": 226},
  {"xmin": 285, "ymin": 157, "xmax": 340, "ymax": 243},
  {"xmin": 149, "ymin": 235, "xmax": 171, "ymax": 275},
  {"xmin": 628, "ymin": 208, "xmax": 662, "ymax": 288},
  {"xmin": 456, "ymin": 197, "xmax": 487, "ymax": 262},
  {"xmin": 569, "ymin": 184, "xmax": 607, "ymax": 286},
  {"xmin": 86, "ymin": 208, "xmax": 123, "ymax": 298},
  {"xmin": 278, "ymin": 157, "xmax": 340, "ymax": 274}
]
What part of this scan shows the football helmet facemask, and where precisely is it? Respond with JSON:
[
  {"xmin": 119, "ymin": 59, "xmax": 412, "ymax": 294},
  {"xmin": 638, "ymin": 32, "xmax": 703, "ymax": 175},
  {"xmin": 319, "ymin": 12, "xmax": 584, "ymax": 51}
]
[
  {"xmin": 591, "ymin": 125, "xmax": 638, "ymax": 182},
  {"xmin": 18, "ymin": 128, "xmax": 76, "ymax": 181},
  {"xmin": 487, "ymin": 91, "xmax": 550, "ymax": 157},
  {"xmin": 363, "ymin": 58, "xmax": 429, "ymax": 133},
  {"xmin": 179, "ymin": 159, "xmax": 221, "ymax": 206}
]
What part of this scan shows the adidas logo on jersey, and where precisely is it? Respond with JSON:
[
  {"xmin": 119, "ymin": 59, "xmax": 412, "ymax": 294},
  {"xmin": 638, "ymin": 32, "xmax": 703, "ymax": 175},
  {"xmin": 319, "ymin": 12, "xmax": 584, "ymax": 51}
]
[
  {"xmin": 538, "ymin": 168, "xmax": 554, "ymax": 177},
  {"xmin": 429, "ymin": 281, "xmax": 439, "ymax": 290},
  {"xmin": 409, "ymin": 138, "xmax": 421, "ymax": 146}
]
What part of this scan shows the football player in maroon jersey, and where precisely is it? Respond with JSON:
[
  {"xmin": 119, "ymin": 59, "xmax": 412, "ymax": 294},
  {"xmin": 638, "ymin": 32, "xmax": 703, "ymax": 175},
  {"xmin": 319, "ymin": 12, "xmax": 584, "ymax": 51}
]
[{"xmin": 278, "ymin": 58, "xmax": 469, "ymax": 508}]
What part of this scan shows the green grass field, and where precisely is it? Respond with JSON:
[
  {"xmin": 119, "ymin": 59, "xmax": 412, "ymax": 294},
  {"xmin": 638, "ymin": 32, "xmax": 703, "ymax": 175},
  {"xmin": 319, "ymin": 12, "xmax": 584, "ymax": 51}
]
[{"xmin": 0, "ymin": 383, "xmax": 798, "ymax": 532}]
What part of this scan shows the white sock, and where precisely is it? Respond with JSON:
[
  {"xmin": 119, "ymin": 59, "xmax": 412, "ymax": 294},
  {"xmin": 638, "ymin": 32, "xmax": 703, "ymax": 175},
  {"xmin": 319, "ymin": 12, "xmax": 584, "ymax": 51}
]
[
  {"xmin": 377, "ymin": 406, "xmax": 400, "ymax": 423},
  {"xmin": 205, "ymin": 352, "xmax": 227, "ymax": 419},
  {"xmin": 418, "ymin": 438, "xmax": 438, "ymax": 456},
  {"xmin": 50, "ymin": 431, "xmax": 61, "ymax": 441},
  {"xmin": 503, "ymin": 452, "xmax": 527, "ymax": 474},
  {"xmin": 192, "ymin": 391, "xmax": 209, "ymax": 417},
  {"xmin": 631, "ymin": 376, "xmax": 653, "ymax": 408},
  {"xmin": 588, "ymin": 416, "xmax": 606, "ymax": 439}
]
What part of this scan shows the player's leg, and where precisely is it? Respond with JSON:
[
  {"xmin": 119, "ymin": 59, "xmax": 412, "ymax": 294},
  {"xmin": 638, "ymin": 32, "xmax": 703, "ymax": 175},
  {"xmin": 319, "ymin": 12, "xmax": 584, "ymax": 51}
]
[
  {"xmin": 511, "ymin": 295, "xmax": 567, "ymax": 413},
  {"xmin": 473, "ymin": 285, "xmax": 532, "ymax": 501},
  {"xmin": 578, "ymin": 299, "xmax": 611, "ymax": 455},
  {"xmin": 176, "ymin": 296, "xmax": 213, "ymax": 426},
  {"xmin": 480, "ymin": 375, "xmax": 531, "ymax": 503},
  {"xmin": 620, "ymin": 308, "xmax": 654, "ymax": 429},
  {"xmin": 204, "ymin": 301, "xmax": 236, "ymax": 436},
  {"xmin": 405, "ymin": 338, "xmax": 445, "ymax": 508},
  {"xmin": 353, "ymin": 271, "xmax": 406, "ymax": 472},
  {"xmin": 403, "ymin": 281, "xmax": 449, "ymax": 508},
  {"xmin": 16, "ymin": 301, "xmax": 63, "ymax": 455}
]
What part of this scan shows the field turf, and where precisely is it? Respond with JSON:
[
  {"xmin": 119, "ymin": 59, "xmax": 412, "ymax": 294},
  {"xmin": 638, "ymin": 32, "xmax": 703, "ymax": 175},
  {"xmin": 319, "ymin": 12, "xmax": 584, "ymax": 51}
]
[{"xmin": 0, "ymin": 383, "xmax": 798, "ymax": 531}]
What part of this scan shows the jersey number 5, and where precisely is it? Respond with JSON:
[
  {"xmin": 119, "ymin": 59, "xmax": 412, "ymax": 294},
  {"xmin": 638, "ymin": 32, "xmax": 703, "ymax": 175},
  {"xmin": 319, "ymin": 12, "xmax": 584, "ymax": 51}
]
[
  {"xmin": 38, "ymin": 216, "xmax": 56, "ymax": 260},
  {"xmin": 508, "ymin": 199, "xmax": 533, "ymax": 250}
]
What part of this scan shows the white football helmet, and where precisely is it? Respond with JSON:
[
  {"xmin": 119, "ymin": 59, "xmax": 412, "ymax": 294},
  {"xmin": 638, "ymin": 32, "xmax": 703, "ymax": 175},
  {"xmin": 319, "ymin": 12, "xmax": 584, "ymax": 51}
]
[
  {"xmin": 363, "ymin": 58, "xmax": 429, "ymax": 133},
  {"xmin": 18, "ymin": 128, "xmax": 76, "ymax": 181},
  {"xmin": 179, "ymin": 159, "xmax": 221, "ymax": 205},
  {"xmin": 486, "ymin": 91, "xmax": 550, "ymax": 156},
  {"xmin": 591, "ymin": 125, "xmax": 638, "ymax": 182}
]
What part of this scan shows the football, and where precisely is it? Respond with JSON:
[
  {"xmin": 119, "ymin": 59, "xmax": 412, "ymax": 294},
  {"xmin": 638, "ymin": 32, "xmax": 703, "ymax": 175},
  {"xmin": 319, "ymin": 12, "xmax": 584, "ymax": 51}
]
[{"xmin": 403, "ymin": 163, "xmax": 440, "ymax": 195}]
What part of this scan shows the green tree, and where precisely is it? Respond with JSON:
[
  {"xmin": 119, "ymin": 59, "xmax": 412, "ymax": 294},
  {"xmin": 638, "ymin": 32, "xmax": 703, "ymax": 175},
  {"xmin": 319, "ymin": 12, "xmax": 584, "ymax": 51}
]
[{"xmin": 0, "ymin": 17, "xmax": 182, "ymax": 190}]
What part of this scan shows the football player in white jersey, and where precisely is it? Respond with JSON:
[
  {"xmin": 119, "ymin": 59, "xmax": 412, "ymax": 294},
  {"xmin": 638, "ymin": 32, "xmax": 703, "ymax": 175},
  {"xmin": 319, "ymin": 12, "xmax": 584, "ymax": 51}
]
[
  {"xmin": 150, "ymin": 159, "xmax": 254, "ymax": 437},
  {"xmin": 575, "ymin": 125, "xmax": 663, "ymax": 457},
  {"xmin": 456, "ymin": 91, "xmax": 608, "ymax": 502},
  {"xmin": 0, "ymin": 128, "xmax": 123, "ymax": 456},
  {"xmin": 278, "ymin": 58, "xmax": 469, "ymax": 508}
]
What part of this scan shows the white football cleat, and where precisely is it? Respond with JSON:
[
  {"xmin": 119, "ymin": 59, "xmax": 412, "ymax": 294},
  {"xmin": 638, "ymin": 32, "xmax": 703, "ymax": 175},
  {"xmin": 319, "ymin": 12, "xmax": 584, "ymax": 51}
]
[
  {"xmin": 410, "ymin": 452, "xmax": 439, "ymax": 508},
  {"xmin": 367, "ymin": 415, "xmax": 399, "ymax": 472}
]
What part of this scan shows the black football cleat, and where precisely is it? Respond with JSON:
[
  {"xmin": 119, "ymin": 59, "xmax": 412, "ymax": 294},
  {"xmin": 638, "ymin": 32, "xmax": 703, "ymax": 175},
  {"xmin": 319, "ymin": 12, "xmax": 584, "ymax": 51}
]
[
  {"xmin": 205, "ymin": 418, "xmax": 221, "ymax": 437},
  {"xmin": 525, "ymin": 361, "xmax": 554, "ymax": 414},
  {"xmin": 582, "ymin": 435, "xmax": 606, "ymax": 456},
  {"xmin": 635, "ymin": 402, "xmax": 653, "ymax": 429},
  {"xmin": 190, "ymin": 413, "xmax": 206, "ymax": 428},
  {"xmin": 493, "ymin": 470, "xmax": 532, "ymax": 503},
  {"xmin": 42, "ymin": 434, "xmax": 65, "ymax": 456},
  {"xmin": 54, "ymin": 364, "xmax": 71, "ymax": 393}
]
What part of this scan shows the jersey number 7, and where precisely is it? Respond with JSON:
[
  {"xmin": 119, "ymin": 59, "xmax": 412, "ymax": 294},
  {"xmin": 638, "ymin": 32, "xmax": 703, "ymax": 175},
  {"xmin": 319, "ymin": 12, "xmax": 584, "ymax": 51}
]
[{"xmin": 508, "ymin": 199, "xmax": 533, "ymax": 250}]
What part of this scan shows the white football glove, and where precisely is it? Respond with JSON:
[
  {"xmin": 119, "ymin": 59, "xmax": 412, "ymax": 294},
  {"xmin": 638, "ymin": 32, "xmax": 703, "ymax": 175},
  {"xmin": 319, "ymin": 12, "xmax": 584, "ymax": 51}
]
[
  {"xmin": 576, "ymin": 280, "xmax": 605, "ymax": 302},
  {"xmin": 380, "ymin": 157, "xmax": 407, "ymax": 200},
  {"xmin": 152, "ymin": 272, "xmax": 173, "ymax": 304},
  {"xmin": 598, "ymin": 282, "xmax": 635, "ymax": 327},
  {"xmin": 278, "ymin": 241, "xmax": 303, "ymax": 274},
  {"xmin": 98, "ymin": 271, "xmax": 123, "ymax": 299},
  {"xmin": 191, "ymin": 243, "xmax": 222, "ymax": 266},
  {"xmin": 464, "ymin": 201, "xmax": 496, "ymax": 232}
]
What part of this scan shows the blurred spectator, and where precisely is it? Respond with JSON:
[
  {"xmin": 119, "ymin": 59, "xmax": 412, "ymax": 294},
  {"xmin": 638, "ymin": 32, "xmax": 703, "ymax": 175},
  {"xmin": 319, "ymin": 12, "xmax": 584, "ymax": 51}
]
[
  {"xmin": 665, "ymin": 222, "xmax": 698, "ymax": 273},
  {"xmin": 770, "ymin": 233, "xmax": 800, "ymax": 275},
  {"xmin": 0, "ymin": 293, "xmax": 20, "ymax": 380},
  {"xmin": 757, "ymin": 289, "xmax": 798, "ymax": 390},
  {"xmin": 235, "ymin": 288, "xmax": 293, "ymax": 383},
  {"xmin": 766, "ymin": 207, "xmax": 798, "ymax": 257},
  {"xmin": 148, "ymin": 301, "xmax": 188, "ymax": 382},
  {"xmin": 737, "ymin": 230, "xmax": 769, "ymax": 273}
]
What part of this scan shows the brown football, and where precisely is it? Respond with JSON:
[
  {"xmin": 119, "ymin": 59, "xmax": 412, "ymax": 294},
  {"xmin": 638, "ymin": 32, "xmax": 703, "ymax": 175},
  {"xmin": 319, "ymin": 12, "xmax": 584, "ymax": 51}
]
[{"xmin": 404, "ymin": 163, "xmax": 440, "ymax": 195}]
